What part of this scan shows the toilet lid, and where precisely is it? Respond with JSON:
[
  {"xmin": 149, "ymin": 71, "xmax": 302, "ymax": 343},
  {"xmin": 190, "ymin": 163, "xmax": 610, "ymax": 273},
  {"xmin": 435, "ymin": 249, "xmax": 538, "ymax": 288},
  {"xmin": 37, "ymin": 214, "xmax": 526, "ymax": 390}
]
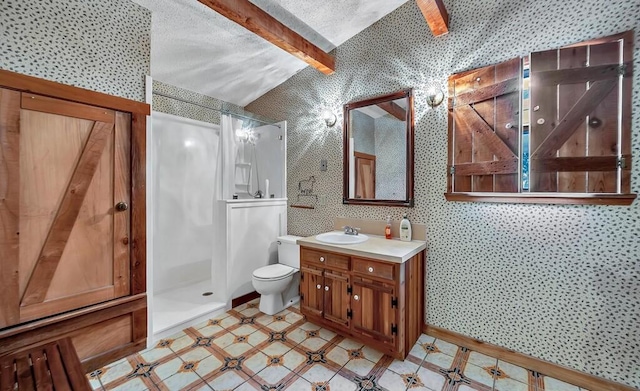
[{"xmin": 253, "ymin": 264, "xmax": 295, "ymax": 280}]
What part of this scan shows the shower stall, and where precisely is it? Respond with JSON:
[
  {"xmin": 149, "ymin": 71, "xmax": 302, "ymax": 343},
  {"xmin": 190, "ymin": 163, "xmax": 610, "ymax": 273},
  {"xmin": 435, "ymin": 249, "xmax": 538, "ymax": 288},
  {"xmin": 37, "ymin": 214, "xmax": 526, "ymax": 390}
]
[{"xmin": 149, "ymin": 108, "xmax": 287, "ymax": 341}]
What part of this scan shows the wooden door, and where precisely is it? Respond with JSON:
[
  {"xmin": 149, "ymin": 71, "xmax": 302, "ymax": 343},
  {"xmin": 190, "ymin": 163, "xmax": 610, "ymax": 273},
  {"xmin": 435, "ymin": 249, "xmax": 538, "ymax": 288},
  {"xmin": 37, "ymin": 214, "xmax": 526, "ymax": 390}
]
[
  {"xmin": 447, "ymin": 58, "xmax": 521, "ymax": 193},
  {"xmin": 300, "ymin": 265, "xmax": 324, "ymax": 317},
  {"xmin": 355, "ymin": 152, "xmax": 375, "ymax": 198},
  {"xmin": 529, "ymin": 31, "xmax": 633, "ymax": 193},
  {"xmin": 351, "ymin": 277, "xmax": 396, "ymax": 347},
  {"xmin": 322, "ymin": 269, "xmax": 350, "ymax": 328},
  {"xmin": 0, "ymin": 90, "xmax": 131, "ymax": 328}
]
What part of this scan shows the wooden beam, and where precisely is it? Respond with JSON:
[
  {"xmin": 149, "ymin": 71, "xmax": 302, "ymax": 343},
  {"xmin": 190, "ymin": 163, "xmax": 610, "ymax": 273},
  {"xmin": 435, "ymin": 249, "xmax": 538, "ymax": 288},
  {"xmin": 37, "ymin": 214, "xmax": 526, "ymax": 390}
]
[
  {"xmin": 532, "ymin": 62, "xmax": 631, "ymax": 87},
  {"xmin": 454, "ymin": 105, "xmax": 517, "ymax": 160},
  {"xmin": 454, "ymin": 78, "xmax": 519, "ymax": 107},
  {"xmin": 531, "ymin": 155, "xmax": 630, "ymax": 172},
  {"xmin": 198, "ymin": 0, "xmax": 335, "ymax": 75},
  {"xmin": 376, "ymin": 101, "xmax": 406, "ymax": 120},
  {"xmin": 416, "ymin": 0, "xmax": 449, "ymax": 36},
  {"xmin": 451, "ymin": 159, "xmax": 519, "ymax": 176}
]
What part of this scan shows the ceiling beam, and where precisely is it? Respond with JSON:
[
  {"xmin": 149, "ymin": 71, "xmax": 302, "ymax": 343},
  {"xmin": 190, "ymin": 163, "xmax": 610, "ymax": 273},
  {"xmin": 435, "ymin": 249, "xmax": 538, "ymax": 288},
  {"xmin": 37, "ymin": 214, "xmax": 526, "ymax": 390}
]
[
  {"xmin": 416, "ymin": 0, "xmax": 449, "ymax": 36},
  {"xmin": 198, "ymin": 0, "xmax": 335, "ymax": 75},
  {"xmin": 377, "ymin": 101, "xmax": 406, "ymax": 121}
]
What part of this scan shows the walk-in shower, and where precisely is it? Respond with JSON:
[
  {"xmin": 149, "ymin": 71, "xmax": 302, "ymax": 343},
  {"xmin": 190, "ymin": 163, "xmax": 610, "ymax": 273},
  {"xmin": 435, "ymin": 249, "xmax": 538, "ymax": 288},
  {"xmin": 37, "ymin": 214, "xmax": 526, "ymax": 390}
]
[{"xmin": 149, "ymin": 97, "xmax": 287, "ymax": 341}]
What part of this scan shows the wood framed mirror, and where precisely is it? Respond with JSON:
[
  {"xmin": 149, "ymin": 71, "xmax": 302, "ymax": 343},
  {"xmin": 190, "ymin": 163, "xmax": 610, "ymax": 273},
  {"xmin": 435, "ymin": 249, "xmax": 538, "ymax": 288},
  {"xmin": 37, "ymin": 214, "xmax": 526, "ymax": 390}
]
[{"xmin": 343, "ymin": 89, "xmax": 415, "ymax": 207}]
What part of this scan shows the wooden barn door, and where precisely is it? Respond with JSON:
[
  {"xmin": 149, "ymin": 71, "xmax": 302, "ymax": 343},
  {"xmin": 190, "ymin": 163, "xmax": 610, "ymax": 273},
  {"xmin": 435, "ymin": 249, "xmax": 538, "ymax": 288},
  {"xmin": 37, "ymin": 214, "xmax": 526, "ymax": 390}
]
[
  {"xmin": 529, "ymin": 31, "xmax": 633, "ymax": 193},
  {"xmin": 0, "ymin": 89, "xmax": 131, "ymax": 327},
  {"xmin": 447, "ymin": 58, "xmax": 521, "ymax": 193}
]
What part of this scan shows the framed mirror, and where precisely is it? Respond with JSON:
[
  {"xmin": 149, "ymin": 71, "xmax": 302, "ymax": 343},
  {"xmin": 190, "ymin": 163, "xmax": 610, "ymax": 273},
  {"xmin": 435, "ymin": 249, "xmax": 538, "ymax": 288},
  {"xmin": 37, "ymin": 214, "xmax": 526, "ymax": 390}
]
[{"xmin": 343, "ymin": 89, "xmax": 414, "ymax": 207}]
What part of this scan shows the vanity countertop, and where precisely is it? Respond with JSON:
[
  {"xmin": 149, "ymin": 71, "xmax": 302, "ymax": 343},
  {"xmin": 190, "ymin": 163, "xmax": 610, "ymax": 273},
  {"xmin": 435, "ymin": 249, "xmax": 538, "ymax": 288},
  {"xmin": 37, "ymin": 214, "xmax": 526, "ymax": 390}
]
[{"xmin": 297, "ymin": 231, "xmax": 426, "ymax": 263}]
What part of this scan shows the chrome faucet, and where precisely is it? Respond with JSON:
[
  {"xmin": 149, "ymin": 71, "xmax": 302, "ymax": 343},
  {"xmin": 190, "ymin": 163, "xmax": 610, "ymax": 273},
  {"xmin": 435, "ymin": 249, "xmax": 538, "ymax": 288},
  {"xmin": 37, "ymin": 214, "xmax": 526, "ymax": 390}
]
[{"xmin": 343, "ymin": 226, "xmax": 361, "ymax": 235}]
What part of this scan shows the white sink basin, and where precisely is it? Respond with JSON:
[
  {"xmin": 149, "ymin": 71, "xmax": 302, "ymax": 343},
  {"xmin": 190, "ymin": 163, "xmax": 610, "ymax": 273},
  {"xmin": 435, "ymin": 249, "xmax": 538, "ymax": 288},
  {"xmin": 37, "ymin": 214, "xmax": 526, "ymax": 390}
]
[{"xmin": 315, "ymin": 232, "xmax": 369, "ymax": 245}]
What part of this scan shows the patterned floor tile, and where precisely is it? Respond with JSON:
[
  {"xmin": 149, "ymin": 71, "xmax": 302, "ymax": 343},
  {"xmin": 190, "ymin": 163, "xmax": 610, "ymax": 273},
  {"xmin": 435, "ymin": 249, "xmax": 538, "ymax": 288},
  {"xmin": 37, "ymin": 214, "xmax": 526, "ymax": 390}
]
[
  {"xmin": 194, "ymin": 355, "xmax": 224, "ymax": 378},
  {"xmin": 86, "ymin": 373, "xmax": 103, "ymax": 390},
  {"xmin": 170, "ymin": 334, "xmax": 198, "ymax": 352},
  {"xmin": 282, "ymin": 347, "xmax": 308, "ymax": 372},
  {"xmin": 203, "ymin": 368, "xmax": 247, "ymax": 390},
  {"xmin": 433, "ymin": 339, "xmax": 460, "ymax": 357},
  {"xmin": 461, "ymin": 361, "xmax": 495, "ymax": 388},
  {"xmin": 283, "ymin": 375, "xmax": 313, "ymax": 391},
  {"xmin": 377, "ymin": 369, "xmax": 412, "ymax": 391},
  {"xmin": 298, "ymin": 362, "xmax": 338, "ymax": 384},
  {"xmin": 325, "ymin": 343, "xmax": 351, "ymax": 366},
  {"xmin": 97, "ymin": 358, "xmax": 136, "ymax": 386},
  {"xmin": 415, "ymin": 366, "xmax": 448, "ymax": 390},
  {"xmin": 387, "ymin": 358, "xmax": 419, "ymax": 376},
  {"xmin": 155, "ymin": 370, "xmax": 201, "ymax": 390},
  {"xmin": 495, "ymin": 360, "xmax": 530, "ymax": 385},
  {"xmin": 179, "ymin": 347, "xmax": 211, "ymax": 363},
  {"xmin": 423, "ymin": 349, "xmax": 455, "ymax": 369},
  {"xmin": 104, "ymin": 377, "xmax": 150, "ymax": 391},
  {"xmin": 343, "ymin": 356, "xmax": 377, "ymax": 377},
  {"xmin": 242, "ymin": 350, "xmax": 270, "ymax": 376},
  {"xmin": 139, "ymin": 343, "xmax": 175, "ymax": 363},
  {"xmin": 89, "ymin": 298, "xmax": 598, "ymax": 391}
]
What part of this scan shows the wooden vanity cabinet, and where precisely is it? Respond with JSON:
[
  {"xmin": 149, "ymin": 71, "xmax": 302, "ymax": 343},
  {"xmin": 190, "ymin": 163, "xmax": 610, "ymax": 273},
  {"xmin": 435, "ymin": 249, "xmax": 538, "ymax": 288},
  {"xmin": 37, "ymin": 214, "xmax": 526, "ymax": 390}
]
[
  {"xmin": 300, "ymin": 248, "xmax": 351, "ymax": 331},
  {"xmin": 300, "ymin": 246, "xmax": 424, "ymax": 359}
]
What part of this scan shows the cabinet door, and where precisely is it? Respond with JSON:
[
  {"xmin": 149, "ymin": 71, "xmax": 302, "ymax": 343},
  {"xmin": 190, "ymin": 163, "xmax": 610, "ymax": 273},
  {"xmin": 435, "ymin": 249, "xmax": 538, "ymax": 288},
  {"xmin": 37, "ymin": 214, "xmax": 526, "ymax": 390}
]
[
  {"xmin": 351, "ymin": 277, "xmax": 397, "ymax": 347},
  {"xmin": 323, "ymin": 270, "xmax": 350, "ymax": 328},
  {"xmin": 0, "ymin": 90, "xmax": 131, "ymax": 327},
  {"xmin": 300, "ymin": 265, "xmax": 324, "ymax": 317}
]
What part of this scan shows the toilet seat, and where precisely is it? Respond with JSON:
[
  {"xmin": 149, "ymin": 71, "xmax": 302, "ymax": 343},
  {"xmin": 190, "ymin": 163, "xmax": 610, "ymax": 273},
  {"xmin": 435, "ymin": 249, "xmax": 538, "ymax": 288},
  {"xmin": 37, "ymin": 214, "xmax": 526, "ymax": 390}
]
[{"xmin": 252, "ymin": 264, "xmax": 296, "ymax": 281}]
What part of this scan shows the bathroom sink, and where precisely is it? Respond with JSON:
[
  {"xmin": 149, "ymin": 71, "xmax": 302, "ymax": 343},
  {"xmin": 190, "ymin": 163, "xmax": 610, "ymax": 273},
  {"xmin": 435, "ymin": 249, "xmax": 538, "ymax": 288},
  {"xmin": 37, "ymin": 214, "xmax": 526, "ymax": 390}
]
[{"xmin": 315, "ymin": 232, "xmax": 369, "ymax": 245}]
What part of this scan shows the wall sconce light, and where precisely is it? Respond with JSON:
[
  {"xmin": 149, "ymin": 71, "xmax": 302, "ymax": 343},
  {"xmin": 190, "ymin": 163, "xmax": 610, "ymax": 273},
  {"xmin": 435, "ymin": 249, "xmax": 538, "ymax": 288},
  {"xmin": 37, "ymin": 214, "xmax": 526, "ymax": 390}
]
[
  {"xmin": 426, "ymin": 86, "xmax": 445, "ymax": 108},
  {"xmin": 321, "ymin": 109, "xmax": 337, "ymax": 127}
]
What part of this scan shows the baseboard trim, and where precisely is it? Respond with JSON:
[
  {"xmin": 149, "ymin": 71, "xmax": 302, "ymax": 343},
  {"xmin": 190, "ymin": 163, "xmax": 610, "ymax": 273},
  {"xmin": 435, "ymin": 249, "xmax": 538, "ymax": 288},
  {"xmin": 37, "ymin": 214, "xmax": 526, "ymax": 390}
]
[
  {"xmin": 231, "ymin": 291, "xmax": 260, "ymax": 309},
  {"xmin": 423, "ymin": 324, "xmax": 636, "ymax": 391}
]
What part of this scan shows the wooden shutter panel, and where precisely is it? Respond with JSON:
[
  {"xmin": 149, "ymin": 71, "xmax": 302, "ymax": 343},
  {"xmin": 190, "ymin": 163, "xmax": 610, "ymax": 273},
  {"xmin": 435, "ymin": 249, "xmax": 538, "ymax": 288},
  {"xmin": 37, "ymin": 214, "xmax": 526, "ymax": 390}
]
[
  {"xmin": 529, "ymin": 31, "xmax": 633, "ymax": 193},
  {"xmin": 447, "ymin": 58, "xmax": 521, "ymax": 193}
]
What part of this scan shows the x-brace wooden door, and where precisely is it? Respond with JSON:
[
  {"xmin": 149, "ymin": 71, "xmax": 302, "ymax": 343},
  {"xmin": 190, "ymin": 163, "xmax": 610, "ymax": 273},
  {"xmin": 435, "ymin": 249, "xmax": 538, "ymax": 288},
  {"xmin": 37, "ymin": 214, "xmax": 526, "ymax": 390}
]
[{"xmin": 0, "ymin": 89, "xmax": 131, "ymax": 327}]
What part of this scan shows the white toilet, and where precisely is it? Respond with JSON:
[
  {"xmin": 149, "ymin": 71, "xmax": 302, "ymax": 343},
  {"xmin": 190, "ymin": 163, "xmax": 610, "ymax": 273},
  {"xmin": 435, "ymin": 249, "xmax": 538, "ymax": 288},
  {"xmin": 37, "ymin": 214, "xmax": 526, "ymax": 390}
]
[{"xmin": 252, "ymin": 235, "xmax": 301, "ymax": 315}]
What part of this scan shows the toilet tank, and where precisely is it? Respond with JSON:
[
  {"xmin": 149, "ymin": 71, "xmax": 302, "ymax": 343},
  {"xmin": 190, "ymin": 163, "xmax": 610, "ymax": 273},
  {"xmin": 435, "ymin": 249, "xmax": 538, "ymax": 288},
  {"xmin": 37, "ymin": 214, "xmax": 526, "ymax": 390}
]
[{"xmin": 277, "ymin": 235, "xmax": 301, "ymax": 269}]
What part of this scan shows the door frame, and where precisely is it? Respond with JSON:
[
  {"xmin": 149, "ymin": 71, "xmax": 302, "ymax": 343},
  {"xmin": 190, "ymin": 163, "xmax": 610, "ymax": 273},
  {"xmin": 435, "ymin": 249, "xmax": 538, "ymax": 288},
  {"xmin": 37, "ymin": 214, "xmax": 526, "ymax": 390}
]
[{"xmin": 0, "ymin": 70, "xmax": 149, "ymax": 326}]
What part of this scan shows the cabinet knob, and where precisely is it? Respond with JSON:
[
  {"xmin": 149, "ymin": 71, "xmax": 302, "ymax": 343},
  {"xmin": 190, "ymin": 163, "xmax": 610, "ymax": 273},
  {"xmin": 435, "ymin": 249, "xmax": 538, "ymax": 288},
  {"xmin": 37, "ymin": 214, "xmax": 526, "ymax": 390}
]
[
  {"xmin": 368, "ymin": 266, "xmax": 374, "ymax": 273},
  {"xmin": 316, "ymin": 284, "xmax": 321, "ymax": 289},
  {"xmin": 319, "ymin": 256, "xmax": 325, "ymax": 262},
  {"xmin": 354, "ymin": 295, "xmax": 359, "ymax": 301},
  {"xmin": 115, "ymin": 202, "xmax": 128, "ymax": 212},
  {"xmin": 324, "ymin": 286, "xmax": 329, "ymax": 291}
]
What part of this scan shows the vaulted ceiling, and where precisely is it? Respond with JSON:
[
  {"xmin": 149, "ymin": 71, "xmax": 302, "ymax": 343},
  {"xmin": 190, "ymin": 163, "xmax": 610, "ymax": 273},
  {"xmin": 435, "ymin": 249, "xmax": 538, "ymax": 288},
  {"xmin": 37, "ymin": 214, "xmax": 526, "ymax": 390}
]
[{"xmin": 132, "ymin": 0, "xmax": 412, "ymax": 106}]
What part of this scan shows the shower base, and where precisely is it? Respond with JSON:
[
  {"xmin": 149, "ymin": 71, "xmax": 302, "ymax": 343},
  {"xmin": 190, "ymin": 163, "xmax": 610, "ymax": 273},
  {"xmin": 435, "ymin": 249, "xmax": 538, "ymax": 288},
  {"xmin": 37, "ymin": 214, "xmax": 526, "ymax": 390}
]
[{"xmin": 152, "ymin": 279, "xmax": 226, "ymax": 342}]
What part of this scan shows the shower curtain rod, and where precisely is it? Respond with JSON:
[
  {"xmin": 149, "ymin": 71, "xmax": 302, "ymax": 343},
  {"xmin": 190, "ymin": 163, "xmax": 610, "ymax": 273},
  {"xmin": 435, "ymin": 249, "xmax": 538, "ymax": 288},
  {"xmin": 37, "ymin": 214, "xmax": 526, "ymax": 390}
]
[{"xmin": 153, "ymin": 91, "xmax": 279, "ymax": 127}]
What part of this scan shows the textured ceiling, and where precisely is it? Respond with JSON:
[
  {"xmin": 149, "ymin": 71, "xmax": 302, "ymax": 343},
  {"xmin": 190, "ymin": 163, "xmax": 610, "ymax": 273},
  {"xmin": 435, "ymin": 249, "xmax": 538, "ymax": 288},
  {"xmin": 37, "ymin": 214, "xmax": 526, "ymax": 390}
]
[{"xmin": 132, "ymin": 0, "xmax": 409, "ymax": 106}]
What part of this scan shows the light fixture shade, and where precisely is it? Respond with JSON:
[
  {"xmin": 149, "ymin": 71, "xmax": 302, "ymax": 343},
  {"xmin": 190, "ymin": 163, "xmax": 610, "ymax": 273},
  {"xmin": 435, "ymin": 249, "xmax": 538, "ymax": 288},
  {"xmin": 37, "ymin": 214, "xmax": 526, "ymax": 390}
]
[
  {"xmin": 321, "ymin": 109, "xmax": 337, "ymax": 127},
  {"xmin": 426, "ymin": 88, "xmax": 445, "ymax": 107}
]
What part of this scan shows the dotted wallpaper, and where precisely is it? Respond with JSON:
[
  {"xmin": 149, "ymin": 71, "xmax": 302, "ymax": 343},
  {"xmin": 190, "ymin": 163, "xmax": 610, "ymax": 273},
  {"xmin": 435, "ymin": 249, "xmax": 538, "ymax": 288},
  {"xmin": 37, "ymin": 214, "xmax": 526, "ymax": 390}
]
[
  {"xmin": 247, "ymin": 0, "xmax": 640, "ymax": 387},
  {"xmin": 0, "ymin": 0, "xmax": 150, "ymax": 102},
  {"xmin": 153, "ymin": 79, "xmax": 277, "ymax": 128}
]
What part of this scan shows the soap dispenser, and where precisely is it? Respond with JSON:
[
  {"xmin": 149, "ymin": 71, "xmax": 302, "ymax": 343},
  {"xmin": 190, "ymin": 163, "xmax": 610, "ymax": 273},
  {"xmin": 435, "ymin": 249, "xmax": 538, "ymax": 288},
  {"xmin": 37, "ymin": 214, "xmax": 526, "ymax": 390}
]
[
  {"xmin": 399, "ymin": 214, "xmax": 412, "ymax": 242},
  {"xmin": 385, "ymin": 216, "xmax": 392, "ymax": 239}
]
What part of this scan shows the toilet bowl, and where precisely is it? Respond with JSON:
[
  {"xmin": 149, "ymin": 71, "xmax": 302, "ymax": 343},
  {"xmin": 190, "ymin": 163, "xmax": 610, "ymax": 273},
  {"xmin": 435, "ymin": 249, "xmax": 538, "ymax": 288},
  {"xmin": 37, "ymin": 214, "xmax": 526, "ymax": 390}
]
[{"xmin": 251, "ymin": 235, "xmax": 301, "ymax": 315}]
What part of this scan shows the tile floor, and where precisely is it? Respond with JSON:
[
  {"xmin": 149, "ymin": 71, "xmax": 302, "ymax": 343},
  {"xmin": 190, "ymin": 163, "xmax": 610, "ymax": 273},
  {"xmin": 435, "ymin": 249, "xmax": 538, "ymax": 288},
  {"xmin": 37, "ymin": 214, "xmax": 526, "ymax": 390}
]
[{"xmin": 87, "ymin": 299, "xmax": 590, "ymax": 391}]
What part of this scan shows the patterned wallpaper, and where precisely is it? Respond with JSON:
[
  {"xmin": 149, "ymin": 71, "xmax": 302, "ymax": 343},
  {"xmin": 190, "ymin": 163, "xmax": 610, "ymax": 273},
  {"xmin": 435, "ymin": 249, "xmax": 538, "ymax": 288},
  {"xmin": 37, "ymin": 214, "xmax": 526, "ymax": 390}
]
[
  {"xmin": 247, "ymin": 0, "xmax": 640, "ymax": 387},
  {"xmin": 153, "ymin": 79, "xmax": 277, "ymax": 128},
  {"xmin": 0, "ymin": 0, "xmax": 150, "ymax": 102}
]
